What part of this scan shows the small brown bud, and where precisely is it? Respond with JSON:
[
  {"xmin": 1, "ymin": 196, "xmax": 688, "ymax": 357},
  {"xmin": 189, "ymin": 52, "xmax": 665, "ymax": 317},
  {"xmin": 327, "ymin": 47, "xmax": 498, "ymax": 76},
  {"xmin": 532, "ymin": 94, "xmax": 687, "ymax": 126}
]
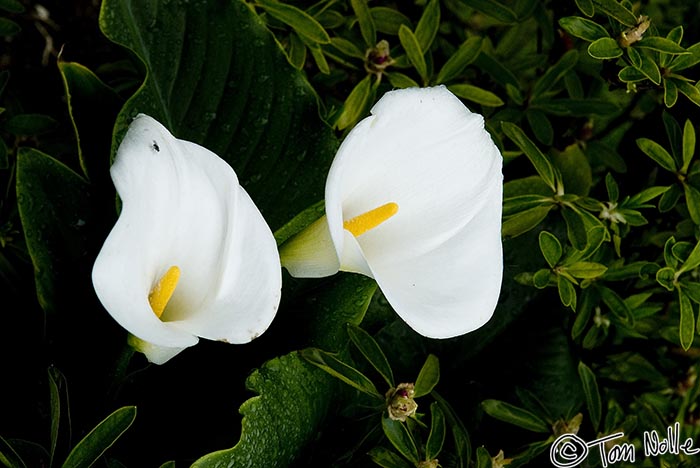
[
  {"xmin": 365, "ymin": 40, "xmax": 395, "ymax": 75},
  {"xmin": 386, "ymin": 382, "xmax": 417, "ymax": 421}
]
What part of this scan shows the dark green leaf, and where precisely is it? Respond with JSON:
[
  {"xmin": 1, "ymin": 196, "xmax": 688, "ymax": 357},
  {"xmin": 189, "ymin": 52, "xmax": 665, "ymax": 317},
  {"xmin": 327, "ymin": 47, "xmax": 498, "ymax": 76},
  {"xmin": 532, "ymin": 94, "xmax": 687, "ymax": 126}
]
[
  {"xmin": 627, "ymin": 47, "xmax": 661, "ymax": 84},
  {"xmin": 306, "ymin": 42, "xmax": 330, "ymax": 74},
  {"xmin": 619, "ymin": 66, "xmax": 646, "ymax": 82},
  {"xmin": 574, "ymin": 0, "xmax": 595, "ymax": 17},
  {"xmin": 684, "ymin": 183, "xmax": 700, "ymax": 225},
  {"xmin": 532, "ymin": 50, "xmax": 579, "ymax": 97},
  {"xmin": 636, "ymin": 36, "xmax": 689, "ymax": 55},
  {"xmin": 0, "ymin": 436, "xmax": 26, "ymax": 468},
  {"xmin": 347, "ymin": 323, "xmax": 394, "ymax": 387},
  {"xmin": 481, "ymin": 400, "xmax": 550, "ymax": 433},
  {"xmin": 460, "ymin": 0, "xmax": 518, "ymax": 23},
  {"xmin": 679, "ymin": 290, "xmax": 695, "ymax": 351},
  {"xmin": 433, "ymin": 392, "xmax": 472, "ymax": 466},
  {"xmin": 606, "ymin": 173, "xmax": 619, "ymax": 202},
  {"xmin": 591, "ymin": 0, "xmax": 637, "ymax": 26},
  {"xmin": 382, "ymin": 417, "xmax": 419, "ymax": 463},
  {"xmin": 673, "ymin": 79, "xmax": 700, "ymax": 106},
  {"xmin": 578, "ymin": 362, "xmax": 602, "ymax": 430},
  {"xmin": 426, "ymin": 402, "xmax": 446, "ymax": 460},
  {"xmin": 682, "ymin": 281, "xmax": 700, "ymax": 304},
  {"xmin": 385, "ymin": 72, "xmax": 419, "ymax": 89},
  {"xmin": 329, "ymin": 37, "xmax": 364, "ymax": 59},
  {"xmin": 300, "ymin": 348, "xmax": 382, "ymax": 398},
  {"xmin": 435, "ymin": 37, "xmax": 482, "ymax": 84},
  {"xmin": 0, "ymin": 18, "xmax": 20, "ymax": 36},
  {"xmin": 335, "ymin": 75, "xmax": 375, "ymax": 131},
  {"xmin": 526, "ymin": 109, "xmax": 553, "ymax": 146},
  {"xmin": 559, "ymin": 16, "xmax": 608, "ymax": 41},
  {"xmin": 48, "ymin": 367, "xmax": 68, "ymax": 467},
  {"xmin": 448, "ymin": 84, "xmax": 503, "ymax": 107},
  {"xmin": 677, "ymin": 239, "xmax": 700, "ymax": 275},
  {"xmin": 414, "ymin": 354, "xmax": 440, "ymax": 398},
  {"xmin": 668, "ymin": 42, "xmax": 700, "ymax": 72},
  {"xmin": 257, "ymin": 0, "xmax": 330, "ymax": 44},
  {"xmin": 682, "ymin": 119, "xmax": 696, "ymax": 173},
  {"xmin": 636, "ymin": 138, "xmax": 676, "ymax": 172},
  {"xmin": 502, "ymin": 205, "xmax": 554, "ymax": 238},
  {"xmin": 558, "ymin": 275, "xmax": 577, "ymax": 309},
  {"xmin": 315, "ymin": 10, "xmax": 344, "ymax": 29},
  {"xmin": 287, "ymin": 32, "xmax": 307, "ymax": 69},
  {"xmin": 532, "ymin": 98, "xmax": 618, "ymax": 116},
  {"xmin": 0, "ymin": 0, "xmax": 24, "ymax": 13},
  {"xmin": 62, "ymin": 406, "xmax": 136, "ymax": 468},
  {"xmin": 16, "ymin": 148, "xmax": 91, "ymax": 313},
  {"xmin": 588, "ymin": 37, "xmax": 622, "ymax": 59},
  {"xmin": 370, "ymin": 7, "xmax": 412, "ymax": 35},
  {"xmin": 398, "ymin": 25, "xmax": 427, "ymax": 81},
  {"xmin": 664, "ymin": 78, "xmax": 679, "ymax": 107},
  {"xmin": 476, "ymin": 446, "xmax": 493, "ymax": 468},
  {"xmin": 367, "ymin": 447, "xmax": 413, "ymax": 468},
  {"xmin": 562, "ymin": 206, "xmax": 588, "ymax": 251},
  {"xmin": 474, "ymin": 51, "xmax": 520, "ymax": 89},
  {"xmin": 599, "ymin": 286, "xmax": 633, "ymax": 324},
  {"xmin": 626, "ymin": 185, "xmax": 670, "ymax": 206},
  {"xmin": 3, "ymin": 113, "xmax": 57, "ymax": 135},
  {"xmin": 58, "ymin": 61, "xmax": 122, "ymax": 182},
  {"xmin": 415, "ymin": 0, "xmax": 440, "ymax": 52},
  {"xmin": 501, "ymin": 121, "xmax": 557, "ymax": 191},
  {"xmin": 659, "ymin": 183, "xmax": 683, "ymax": 212},
  {"xmin": 100, "ymin": 0, "xmax": 338, "ymax": 232},
  {"xmin": 351, "ymin": 0, "xmax": 376, "ymax": 46},
  {"xmin": 533, "ymin": 269, "xmax": 553, "ymax": 288},
  {"xmin": 566, "ymin": 262, "xmax": 608, "ymax": 279},
  {"xmin": 539, "ymin": 231, "xmax": 562, "ymax": 268}
]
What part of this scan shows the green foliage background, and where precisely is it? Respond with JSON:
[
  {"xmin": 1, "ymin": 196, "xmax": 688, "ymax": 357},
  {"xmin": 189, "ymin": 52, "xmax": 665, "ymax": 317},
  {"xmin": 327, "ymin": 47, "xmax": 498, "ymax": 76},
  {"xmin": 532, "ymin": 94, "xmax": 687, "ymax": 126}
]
[{"xmin": 1, "ymin": 0, "xmax": 700, "ymax": 467}]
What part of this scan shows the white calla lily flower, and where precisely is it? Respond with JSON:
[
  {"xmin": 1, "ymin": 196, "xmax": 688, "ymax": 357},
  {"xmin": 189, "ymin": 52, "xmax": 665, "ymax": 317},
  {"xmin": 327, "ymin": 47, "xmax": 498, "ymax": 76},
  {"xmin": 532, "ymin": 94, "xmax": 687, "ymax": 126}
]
[
  {"xmin": 92, "ymin": 114, "xmax": 281, "ymax": 364},
  {"xmin": 280, "ymin": 86, "xmax": 503, "ymax": 339}
]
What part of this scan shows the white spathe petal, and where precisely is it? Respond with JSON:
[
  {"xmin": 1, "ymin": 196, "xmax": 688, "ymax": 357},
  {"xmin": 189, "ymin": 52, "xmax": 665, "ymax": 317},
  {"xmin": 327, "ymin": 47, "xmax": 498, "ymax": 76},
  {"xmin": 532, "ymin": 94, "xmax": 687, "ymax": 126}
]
[
  {"xmin": 326, "ymin": 85, "xmax": 502, "ymax": 265},
  {"xmin": 371, "ymin": 175, "xmax": 503, "ymax": 338},
  {"xmin": 92, "ymin": 114, "xmax": 281, "ymax": 358},
  {"xmin": 128, "ymin": 334, "xmax": 187, "ymax": 365},
  {"xmin": 324, "ymin": 85, "xmax": 504, "ymax": 338}
]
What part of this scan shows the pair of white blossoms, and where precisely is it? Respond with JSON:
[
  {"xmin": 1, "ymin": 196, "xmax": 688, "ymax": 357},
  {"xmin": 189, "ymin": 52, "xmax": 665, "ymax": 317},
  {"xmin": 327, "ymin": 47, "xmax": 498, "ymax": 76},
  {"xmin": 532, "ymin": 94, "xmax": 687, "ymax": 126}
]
[{"xmin": 92, "ymin": 86, "xmax": 504, "ymax": 365}]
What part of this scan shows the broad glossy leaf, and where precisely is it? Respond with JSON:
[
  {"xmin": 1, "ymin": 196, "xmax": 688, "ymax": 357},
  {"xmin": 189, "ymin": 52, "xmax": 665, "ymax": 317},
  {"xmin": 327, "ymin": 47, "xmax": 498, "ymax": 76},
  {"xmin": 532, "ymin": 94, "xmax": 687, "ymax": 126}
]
[
  {"xmin": 16, "ymin": 148, "xmax": 91, "ymax": 313},
  {"xmin": 664, "ymin": 78, "xmax": 679, "ymax": 107},
  {"xmin": 99, "ymin": 0, "xmax": 337, "ymax": 232},
  {"xmin": 58, "ymin": 61, "xmax": 122, "ymax": 183},
  {"xmin": 558, "ymin": 275, "xmax": 577, "ymax": 309},
  {"xmin": 386, "ymin": 72, "xmax": 419, "ymax": 89},
  {"xmin": 599, "ymin": 286, "xmax": 634, "ymax": 324},
  {"xmin": 627, "ymin": 47, "xmax": 661, "ymax": 84},
  {"xmin": 559, "ymin": 16, "xmax": 608, "ymax": 41},
  {"xmin": 3, "ymin": 113, "xmax": 57, "ymax": 135},
  {"xmin": 619, "ymin": 66, "xmax": 646, "ymax": 82},
  {"xmin": 673, "ymin": 79, "xmax": 700, "ymax": 106},
  {"xmin": 62, "ymin": 406, "xmax": 136, "ymax": 468},
  {"xmin": 433, "ymin": 392, "xmax": 472, "ymax": 466},
  {"xmin": 566, "ymin": 262, "xmax": 608, "ymax": 279}
]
